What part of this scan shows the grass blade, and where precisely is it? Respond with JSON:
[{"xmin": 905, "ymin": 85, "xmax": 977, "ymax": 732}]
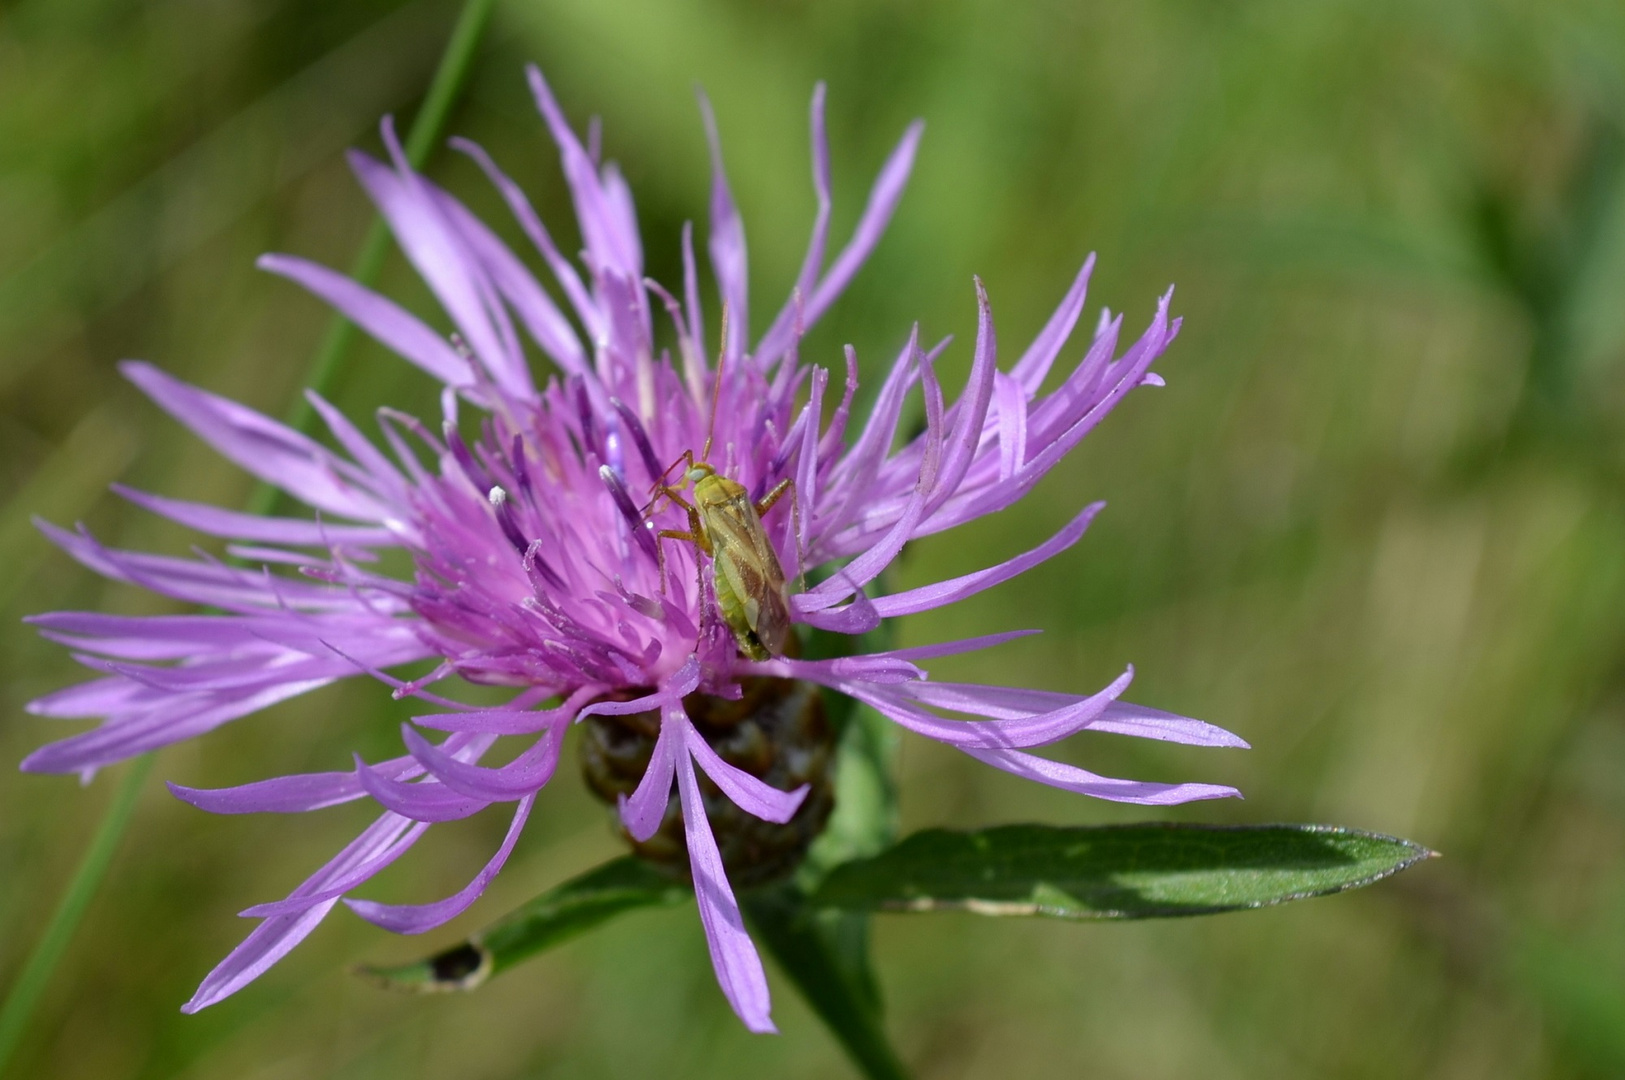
[{"xmin": 0, "ymin": 754, "xmax": 154, "ymax": 1077}]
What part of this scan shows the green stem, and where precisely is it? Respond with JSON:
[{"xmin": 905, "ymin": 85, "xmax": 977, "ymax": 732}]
[
  {"xmin": 0, "ymin": 754, "xmax": 154, "ymax": 1076},
  {"xmin": 252, "ymin": 0, "xmax": 499, "ymax": 515},
  {"xmin": 744, "ymin": 888, "xmax": 910, "ymax": 1080},
  {"xmin": 0, "ymin": 2, "xmax": 501, "ymax": 1072}
]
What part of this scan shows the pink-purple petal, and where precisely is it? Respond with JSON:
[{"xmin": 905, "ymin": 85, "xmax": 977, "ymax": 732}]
[
  {"xmin": 114, "ymin": 486, "xmax": 399, "ymax": 548},
  {"xmin": 351, "ymin": 132, "xmax": 521, "ymax": 396},
  {"xmin": 791, "ymin": 587, "xmax": 881, "ymax": 635},
  {"xmin": 675, "ymin": 746, "xmax": 776, "ymax": 1034},
  {"xmin": 409, "ymin": 705, "xmax": 577, "ymax": 735},
  {"xmin": 353, "ymin": 754, "xmax": 491, "ymax": 822},
  {"xmin": 923, "ymin": 277, "xmax": 999, "ymax": 517},
  {"xmin": 801, "ymin": 121, "xmax": 924, "ymax": 331},
  {"xmin": 755, "ymin": 82, "xmax": 832, "ymax": 364},
  {"xmin": 681, "ymin": 716, "xmax": 809, "ymax": 824},
  {"xmin": 526, "ymin": 66, "xmax": 640, "ymax": 280},
  {"xmin": 400, "ymin": 722, "xmax": 564, "ymax": 802},
  {"xmin": 185, "ymin": 811, "xmax": 428, "ymax": 1011},
  {"xmin": 238, "ymin": 813, "xmax": 431, "ymax": 919},
  {"xmin": 119, "ymin": 363, "xmax": 392, "ymax": 522},
  {"xmin": 258, "ymin": 254, "xmax": 471, "ymax": 387},
  {"xmin": 698, "ymin": 90, "xmax": 748, "ymax": 362},
  {"xmin": 1091, "ymin": 702, "xmax": 1250, "ymax": 748},
  {"xmin": 577, "ymin": 654, "xmax": 701, "ymax": 720},
  {"xmin": 870, "ymin": 502, "xmax": 1104, "ymax": 619},
  {"xmin": 346, "ymin": 794, "xmax": 534, "ymax": 933},
  {"xmin": 427, "ymin": 181, "xmax": 580, "ymax": 382},
  {"xmin": 992, "ymin": 371, "xmax": 1028, "ymax": 482},
  {"xmin": 182, "ymin": 900, "xmax": 337, "ymax": 1015},
  {"xmin": 600, "ymin": 163, "xmax": 645, "ymax": 283},
  {"xmin": 832, "ymin": 666, "xmax": 1133, "ymax": 751},
  {"xmin": 871, "ymin": 629, "xmax": 1042, "ymax": 663},
  {"xmin": 22, "ymin": 675, "xmax": 331, "ymax": 775},
  {"xmin": 619, "ymin": 706, "xmax": 681, "ymax": 842},
  {"xmin": 450, "ymin": 136, "xmax": 602, "ymax": 340},
  {"xmin": 794, "ymin": 489, "xmax": 928, "ymax": 613},
  {"xmin": 1010, "ymin": 254, "xmax": 1095, "ymax": 395},
  {"xmin": 961, "ymin": 744, "xmax": 1242, "ymax": 805},
  {"xmin": 169, "ymin": 772, "xmax": 379, "ymax": 815}
]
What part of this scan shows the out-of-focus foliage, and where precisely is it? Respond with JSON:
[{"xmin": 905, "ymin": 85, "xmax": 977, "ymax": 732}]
[{"xmin": 3, "ymin": 0, "xmax": 1625, "ymax": 1076}]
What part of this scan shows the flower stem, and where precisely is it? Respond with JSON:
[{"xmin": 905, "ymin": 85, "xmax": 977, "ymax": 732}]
[
  {"xmin": 0, "ymin": 2, "xmax": 501, "ymax": 1072},
  {"xmin": 0, "ymin": 753, "xmax": 154, "ymax": 1077}
]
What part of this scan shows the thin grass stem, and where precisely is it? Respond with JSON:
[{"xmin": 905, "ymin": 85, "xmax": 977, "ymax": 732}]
[
  {"xmin": 0, "ymin": 754, "xmax": 155, "ymax": 1076},
  {"xmin": 253, "ymin": 0, "xmax": 499, "ymax": 513}
]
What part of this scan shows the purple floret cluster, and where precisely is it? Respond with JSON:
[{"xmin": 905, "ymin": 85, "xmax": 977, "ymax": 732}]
[{"xmin": 22, "ymin": 68, "xmax": 1244, "ymax": 1031}]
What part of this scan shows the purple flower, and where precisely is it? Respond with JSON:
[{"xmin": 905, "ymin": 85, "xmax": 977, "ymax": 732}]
[{"xmin": 21, "ymin": 68, "xmax": 1246, "ymax": 1032}]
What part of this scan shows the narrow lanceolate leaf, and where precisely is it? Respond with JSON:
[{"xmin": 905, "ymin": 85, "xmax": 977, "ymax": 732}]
[
  {"xmin": 358, "ymin": 856, "xmax": 688, "ymax": 992},
  {"xmin": 744, "ymin": 887, "xmax": 908, "ymax": 1080},
  {"xmin": 813, "ymin": 824, "xmax": 1435, "ymax": 919}
]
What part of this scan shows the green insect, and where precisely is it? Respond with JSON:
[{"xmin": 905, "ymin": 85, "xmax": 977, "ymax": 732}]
[
  {"xmin": 644, "ymin": 340, "xmax": 800, "ymax": 662},
  {"xmin": 648, "ymin": 447, "xmax": 797, "ymax": 661}
]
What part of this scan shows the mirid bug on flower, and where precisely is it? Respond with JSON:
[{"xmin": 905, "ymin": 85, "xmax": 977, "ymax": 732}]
[
  {"xmin": 649, "ymin": 452, "xmax": 795, "ymax": 660},
  {"xmin": 646, "ymin": 340, "xmax": 798, "ymax": 661}
]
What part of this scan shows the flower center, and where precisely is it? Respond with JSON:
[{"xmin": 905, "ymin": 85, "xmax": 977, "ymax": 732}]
[{"xmin": 578, "ymin": 677, "xmax": 836, "ymax": 886}]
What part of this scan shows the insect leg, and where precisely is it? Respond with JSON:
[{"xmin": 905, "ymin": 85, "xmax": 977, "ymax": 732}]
[
  {"xmin": 653, "ymin": 503, "xmax": 708, "ymax": 595},
  {"xmin": 657, "ymin": 527, "xmax": 707, "ymax": 549},
  {"xmin": 653, "ymin": 530, "xmax": 683, "ymax": 595},
  {"xmin": 754, "ymin": 478, "xmax": 793, "ymax": 516},
  {"xmin": 755, "ymin": 479, "xmax": 806, "ymax": 591},
  {"xmin": 660, "ymin": 486, "xmax": 698, "ymax": 514}
]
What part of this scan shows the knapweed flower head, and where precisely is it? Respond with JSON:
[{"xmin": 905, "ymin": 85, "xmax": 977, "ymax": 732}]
[{"xmin": 22, "ymin": 68, "xmax": 1246, "ymax": 1032}]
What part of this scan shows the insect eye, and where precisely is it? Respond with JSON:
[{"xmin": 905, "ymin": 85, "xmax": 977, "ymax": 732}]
[{"xmin": 686, "ymin": 466, "xmax": 709, "ymax": 484}]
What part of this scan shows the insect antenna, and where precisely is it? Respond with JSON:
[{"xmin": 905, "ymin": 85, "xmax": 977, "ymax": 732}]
[
  {"xmin": 639, "ymin": 450, "xmax": 695, "ymax": 516},
  {"xmin": 792, "ymin": 486, "xmax": 808, "ymax": 594},
  {"xmin": 702, "ymin": 302, "xmax": 731, "ymax": 462}
]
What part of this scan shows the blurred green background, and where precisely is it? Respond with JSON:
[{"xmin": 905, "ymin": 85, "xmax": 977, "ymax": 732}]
[{"xmin": 5, "ymin": 0, "xmax": 1625, "ymax": 1076}]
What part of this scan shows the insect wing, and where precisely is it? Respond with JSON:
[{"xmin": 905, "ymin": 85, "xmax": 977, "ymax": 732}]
[{"xmin": 702, "ymin": 488, "xmax": 792, "ymax": 656}]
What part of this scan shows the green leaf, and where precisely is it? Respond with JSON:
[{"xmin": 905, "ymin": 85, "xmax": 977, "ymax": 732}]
[
  {"xmin": 358, "ymin": 856, "xmax": 688, "ymax": 993},
  {"xmin": 744, "ymin": 887, "xmax": 909, "ymax": 1080},
  {"xmin": 813, "ymin": 823, "xmax": 1436, "ymax": 919}
]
